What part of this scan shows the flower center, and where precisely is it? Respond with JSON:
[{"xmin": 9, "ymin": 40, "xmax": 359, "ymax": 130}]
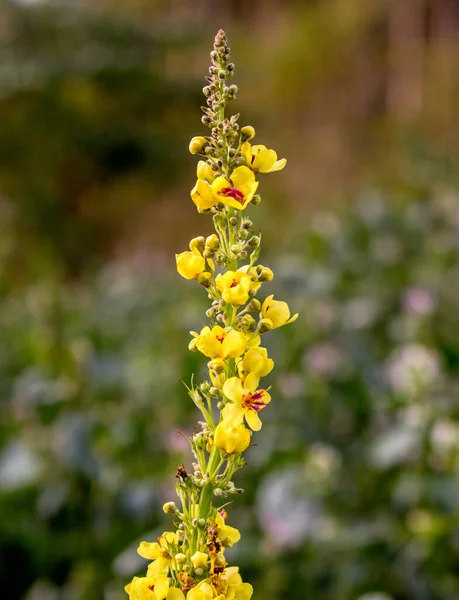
[
  {"xmin": 230, "ymin": 279, "xmax": 239, "ymax": 288},
  {"xmin": 216, "ymin": 333, "xmax": 226, "ymax": 344},
  {"xmin": 148, "ymin": 585, "xmax": 155, "ymax": 591},
  {"xmin": 220, "ymin": 186, "xmax": 245, "ymax": 204},
  {"xmin": 242, "ymin": 390, "xmax": 267, "ymax": 412}
]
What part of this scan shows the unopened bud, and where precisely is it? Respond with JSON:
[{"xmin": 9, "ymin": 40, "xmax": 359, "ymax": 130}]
[
  {"xmin": 213, "ymin": 488, "xmax": 226, "ymax": 497},
  {"xmin": 191, "ymin": 551, "xmax": 209, "ymax": 570},
  {"xmin": 247, "ymin": 299, "xmax": 261, "ymax": 311},
  {"xmin": 197, "ymin": 272, "xmax": 212, "ymax": 287},
  {"xmin": 175, "ymin": 553, "xmax": 187, "ymax": 564},
  {"xmin": 163, "ymin": 501, "xmax": 178, "ymax": 514},
  {"xmin": 188, "ymin": 338, "xmax": 198, "ymax": 352},
  {"xmin": 229, "ymin": 217, "xmax": 238, "ymax": 227},
  {"xmin": 248, "ymin": 235, "xmax": 260, "ymax": 247},
  {"xmin": 251, "ymin": 194, "xmax": 261, "ymax": 206},
  {"xmin": 200, "ymin": 381, "xmax": 211, "ymax": 393},
  {"xmin": 197, "ymin": 160, "xmax": 214, "ymax": 181},
  {"xmin": 198, "ymin": 518, "xmax": 207, "ymax": 529},
  {"xmin": 240, "ymin": 314, "xmax": 256, "ymax": 330},
  {"xmin": 189, "ymin": 136, "xmax": 207, "ymax": 154},
  {"xmin": 257, "ymin": 318, "xmax": 273, "ymax": 333},
  {"xmin": 208, "ymin": 358, "xmax": 225, "ymax": 374},
  {"xmin": 210, "ymin": 386, "xmax": 221, "ymax": 397},
  {"xmin": 241, "ymin": 125, "xmax": 255, "ymax": 141},
  {"xmin": 260, "ymin": 267, "xmax": 274, "ymax": 282},
  {"xmin": 205, "ymin": 234, "xmax": 220, "ymax": 251},
  {"xmin": 189, "ymin": 236, "xmax": 205, "ymax": 253}
]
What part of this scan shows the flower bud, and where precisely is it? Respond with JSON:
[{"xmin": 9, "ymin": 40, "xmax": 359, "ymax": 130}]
[
  {"xmin": 197, "ymin": 272, "xmax": 212, "ymax": 287},
  {"xmin": 259, "ymin": 267, "xmax": 274, "ymax": 282},
  {"xmin": 248, "ymin": 236, "xmax": 260, "ymax": 247},
  {"xmin": 189, "ymin": 136, "xmax": 207, "ymax": 154},
  {"xmin": 210, "ymin": 386, "xmax": 221, "ymax": 397},
  {"xmin": 247, "ymin": 299, "xmax": 261, "ymax": 311},
  {"xmin": 241, "ymin": 125, "xmax": 255, "ymax": 141},
  {"xmin": 251, "ymin": 194, "xmax": 261, "ymax": 205},
  {"xmin": 163, "ymin": 501, "xmax": 178, "ymax": 514},
  {"xmin": 198, "ymin": 518, "xmax": 207, "ymax": 529},
  {"xmin": 189, "ymin": 236, "xmax": 206, "ymax": 253},
  {"xmin": 175, "ymin": 553, "xmax": 187, "ymax": 564},
  {"xmin": 188, "ymin": 338, "xmax": 198, "ymax": 352},
  {"xmin": 240, "ymin": 314, "xmax": 256, "ymax": 331},
  {"xmin": 229, "ymin": 216, "xmax": 238, "ymax": 227},
  {"xmin": 191, "ymin": 551, "xmax": 209, "ymax": 570},
  {"xmin": 205, "ymin": 234, "xmax": 220, "ymax": 252},
  {"xmin": 213, "ymin": 488, "xmax": 226, "ymax": 497},
  {"xmin": 200, "ymin": 381, "xmax": 211, "ymax": 393},
  {"xmin": 208, "ymin": 358, "xmax": 226, "ymax": 374},
  {"xmin": 194, "ymin": 568, "xmax": 204, "ymax": 577},
  {"xmin": 257, "ymin": 318, "xmax": 273, "ymax": 333}
]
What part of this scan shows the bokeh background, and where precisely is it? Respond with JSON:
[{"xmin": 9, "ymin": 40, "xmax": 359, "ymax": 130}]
[{"xmin": 1, "ymin": 1, "xmax": 459, "ymax": 599}]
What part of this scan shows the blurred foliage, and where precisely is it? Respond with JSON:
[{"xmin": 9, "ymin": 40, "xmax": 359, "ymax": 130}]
[
  {"xmin": 1, "ymin": 1, "xmax": 459, "ymax": 600},
  {"xmin": 2, "ymin": 186, "xmax": 459, "ymax": 600}
]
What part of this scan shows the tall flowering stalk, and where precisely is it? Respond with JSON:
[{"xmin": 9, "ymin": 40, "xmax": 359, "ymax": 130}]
[{"xmin": 125, "ymin": 30, "xmax": 297, "ymax": 600}]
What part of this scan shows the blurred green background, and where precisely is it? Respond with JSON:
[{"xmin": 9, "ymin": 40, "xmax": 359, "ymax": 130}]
[{"xmin": 1, "ymin": 1, "xmax": 459, "ymax": 599}]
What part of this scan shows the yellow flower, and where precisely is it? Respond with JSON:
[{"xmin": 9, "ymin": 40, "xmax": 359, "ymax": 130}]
[
  {"xmin": 191, "ymin": 179, "xmax": 217, "ymax": 210},
  {"xmin": 189, "ymin": 136, "xmax": 207, "ymax": 154},
  {"xmin": 191, "ymin": 161, "xmax": 218, "ymax": 210},
  {"xmin": 222, "ymin": 373, "xmax": 271, "ymax": 431},
  {"xmin": 214, "ymin": 420, "xmax": 251, "ymax": 454},
  {"xmin": 261, "ymin": 294, "xmax": 298, "ymax": 328},
  {"xmin": 242, "ymin": 142, "xmax": 286, "ymax": 173},
  {"xmin": 137, "ymin": 532, "xmax": 177, "ymax": 575},
  {"xmin": 197, "ymin": 160, "xmax": 215, "ymax": 181},
  {"xmin": 191, "ymin": 551, "xmax": 209, "ymax": 570},
  {"xmin": 238, "ymin": 347, "xmax": 274, "ymax": 378},
  {"xmin": 187, "ymin": 582, "xmax": 214, "ymax": 600},
  {"xmin": 192, "ymin": 326, "xmax": 246, "ymax": 359},
  {"xmin": 211, "ymin": 166, "xmax": 258, "ymax": 210},
  {"xmin": 176, "ymin": 249, "xmax": 206, "ymax": 280},
  {"xmin": 216, "ymin": 271, "xmax": 251, "ymax": 305},
  {"xmin": 221, "ymin": 568, "xmax": 254, "ymax": 600},
  {"xmin": 215, "ymin": 511, "xmax": 241, "ymax": 547},
  {"xmin": 125, "ymin": 574, "xmax": 172, "ymax": 600}
]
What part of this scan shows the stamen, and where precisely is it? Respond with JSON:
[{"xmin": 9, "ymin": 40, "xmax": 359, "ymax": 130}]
[
  {"xmin": 230, "ymin": 279, "xmax": 238, "ymax": 288},
  {"xmin": 242, "ymin": 390, "xmax": 267, "ymax": 412}
]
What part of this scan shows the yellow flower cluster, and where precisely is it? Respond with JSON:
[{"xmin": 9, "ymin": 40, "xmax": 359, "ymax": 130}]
[{"xmin": 126, "ymin": 29, "xmax": 296, "ymax": 600}]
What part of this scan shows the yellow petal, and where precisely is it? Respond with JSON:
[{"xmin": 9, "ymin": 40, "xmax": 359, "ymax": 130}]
[
  {"xmin": 191, "ymin": 179, "xmax": 217, "ymax": 210},
  {"xmin": 154, "ymin": 576, "xmax": 170, "ymax": 600},
  {"xmin": 175, "ymin": 250, "xmax": 205, "ymax": 280},
  {"xmin": 244, "ymin": 372, "xmax": 260, "ymax": 393},
  {"xmin": 197, "ymin": 160, "xmax": 215, "ymax": 181},
  {"xmin": 230, "ymin": 166, "xmax": 255, "ymax": 188},
  {"xmin": 222, "ymin": 402, "xmax": 245, "ymax": 425},
  {"xmin": 270, "ymin": 158, "xmax": 287, "ymax": 172},
  {"xmin": 166, "ymin": 589, "xmax": 185, "ymax": 600},
  {"xmin": 252, "ymin": 147, "xmax": 277, "ymax": 173},
  {"xmin": 245, "ymin": 409, "xmax": 262, "ymax": 431},
  {"xmin": 137, "ymin": 541, "xmax": 160, "ymax": 560},
  {"xmin": 222, "ymin": 329, "xmax": 247, "ymax": 358},
  {"xmin": 223, "ymin": 377, "xmax": 244, "ymax": 402},
  {"xmin": 241, "ymin": 141, "xmax": 252, "ymax": 164}
]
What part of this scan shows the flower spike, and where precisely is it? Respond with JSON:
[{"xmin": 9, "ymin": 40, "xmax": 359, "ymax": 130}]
[{"xmin": 126, "ymin": 29, "xmax": 296, "ymax": 600}]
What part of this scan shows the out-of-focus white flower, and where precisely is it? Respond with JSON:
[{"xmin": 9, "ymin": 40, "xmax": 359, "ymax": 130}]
[
  {"xmin": 305, "ymin": 443, "xmax": 342, "ymax": 483},
  {"xmin": 384, "ymin": 344, "xmax": 441, "ymax": 398},
  {"xmin": 402, "ymin": 287, "xmax": 436, "ymax": 315},
  {"xmin": 303, "ymin": 343, "xmax": 344, "ymax": 377}
]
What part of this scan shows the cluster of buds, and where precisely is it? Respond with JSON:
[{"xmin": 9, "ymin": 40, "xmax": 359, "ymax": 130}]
[{"xmin": 125, "ymin": 30, "xmax": 296, "ymax": 600}]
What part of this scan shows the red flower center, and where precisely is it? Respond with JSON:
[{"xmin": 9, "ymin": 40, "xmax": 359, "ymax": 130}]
[
  {"xmin": 242, "ymin": 390, "xmax": 267, "ymax": 412},
  {"xmin": 220, "ymin": 186, "xmax": 245, "ymax": 204}
]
